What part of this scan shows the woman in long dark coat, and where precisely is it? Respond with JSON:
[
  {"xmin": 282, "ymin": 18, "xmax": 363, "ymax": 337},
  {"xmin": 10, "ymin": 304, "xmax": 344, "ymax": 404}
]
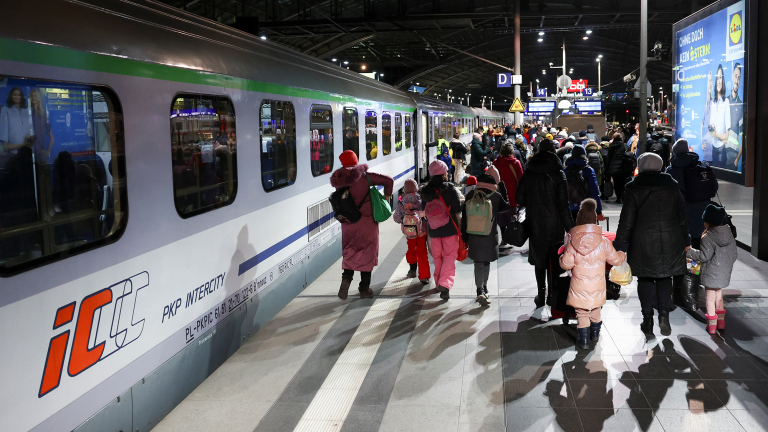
[
  {"xmin": 516, "ymin": 139, "xmax": 574, "ymax": 308},
  {"xmin": 615, "ymin": 153, "xmax": 689, "ymax": 337},
  {"xmin": 330, "ymin": 150, "xmax": 394, "ymax": 300}
]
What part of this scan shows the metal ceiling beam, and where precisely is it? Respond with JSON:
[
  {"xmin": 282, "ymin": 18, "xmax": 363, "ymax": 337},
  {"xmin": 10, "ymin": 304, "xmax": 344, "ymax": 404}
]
[{"xmin": 312, "ymin": 33, "xmax": 375, "ymax": 57}]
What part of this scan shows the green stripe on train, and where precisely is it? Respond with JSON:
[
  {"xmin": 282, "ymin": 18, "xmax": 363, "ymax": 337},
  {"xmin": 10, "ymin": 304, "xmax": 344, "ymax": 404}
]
[{"xmin": 0, "ymin": 38, "xmax": 414, "ymax": 112}]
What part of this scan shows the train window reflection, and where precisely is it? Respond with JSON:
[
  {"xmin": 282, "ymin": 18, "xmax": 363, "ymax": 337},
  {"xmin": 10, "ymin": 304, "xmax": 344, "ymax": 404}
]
[
  {"xmin": 394, "ymin": 114, "xmax": 402, "ymax": 152},
  {"xmin": 405, "ymin": 114, "xmax": 412, "ymax": 149},
  {"xmin": 260, "ymin": 100, "xmax": 297, "ymax": 191},
  {"xmin": 382, "ymin": 112, "xmax": 391, "ymax": 156},
  {"xmin": 310, "ymin": 104, "xmax": 333, "ymax": 176},
  {"xmin": 365, "ymin": 110, "xmax": 377, "ymax": 160},
  {"xmin": 171, "ymin": 94, "xmax": 237, "ymax": 217},
  {"xmin": 0, "ymin": 77, "xmax": 127, "ymax": 275},
  {"xmin": 342, "ymin": 107, "xmax": 359, "ymax": 157}
]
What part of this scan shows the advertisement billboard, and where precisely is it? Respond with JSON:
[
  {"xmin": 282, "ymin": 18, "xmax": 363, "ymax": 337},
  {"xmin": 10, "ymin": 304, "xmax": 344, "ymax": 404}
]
[{"xmin": 673, "ymin": 0, "xmax": 747, "ymax": 175}]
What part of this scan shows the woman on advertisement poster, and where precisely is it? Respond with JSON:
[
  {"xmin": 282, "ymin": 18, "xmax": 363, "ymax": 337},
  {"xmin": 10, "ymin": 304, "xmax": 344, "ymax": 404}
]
[
  {"xmin": 728, "ymin": 63, "xmax": 743, "ymax": 169},
  {"xmin": 0, "ymin": 87, "xmax": 34, "ymax": 163},
  {"xmin": 700, "ymin": 71, "xmax": 714, "ymax": 162},
  {"xmin": 29, "ymin": 87, "xmax": 55, "ymax": 165},
  {"xmin": 708, "ymin": 65, "xmax": 731, "ymax": 168}
]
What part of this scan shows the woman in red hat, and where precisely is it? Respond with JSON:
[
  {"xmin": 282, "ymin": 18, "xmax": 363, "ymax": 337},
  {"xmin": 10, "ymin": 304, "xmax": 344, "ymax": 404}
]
[{"xmin": 330, "ymin": 150, "xmax": 394, "ymax": 299}]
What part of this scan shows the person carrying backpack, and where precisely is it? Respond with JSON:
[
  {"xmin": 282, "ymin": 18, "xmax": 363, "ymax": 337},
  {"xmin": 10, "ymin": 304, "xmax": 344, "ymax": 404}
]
[
  {"xmin": 686, "ymin": 204, "xmax": 737, "ymax": 335},
  {"xmin": 393, "ymin": 179, "xmax": 430, "ymax": 284},
  {"xmin": 560, "ymin": 198, "xmax": 626, "ymax": 349},
  {"xmin": 330, "ymin": 150, "xmax": 394, "ymax": 300},
  {"xmin": 470, "ymin": 132, "xmax": 493, "ymax": 176},
  {"xmin": 605, "ymin": 133, "xmax": 630, "ymax": 203},
  {"xmin": 420, "ymin": 160, "xmax": 463, "ymax": 300},
  {"xmin": 585, "ymin": 141, "xmax": 605, "ymax": 196},
  {"xmin": 564, "ymin": 145, "xmax": 604, "ymax": 223},
  {"xmin": 462, "ymin": 166, "xmax": 510, "ymax": 306},
  {"xmin": 648, "ymin": 125, "xmax": 671, "ymax": 169},
  {"xmin": 450, "ymin": 132, "xmax": 469, "ymax": 184}
]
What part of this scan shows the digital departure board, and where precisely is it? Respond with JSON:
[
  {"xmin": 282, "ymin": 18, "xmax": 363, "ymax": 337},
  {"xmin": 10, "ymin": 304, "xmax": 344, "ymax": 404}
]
[
  {"xmin": 525, "ymin": 101, "xmax": 555, "ymax": 113},
  {"xmin": 575, "ymin": 101, "xmax": 603, "ymax": 112}
]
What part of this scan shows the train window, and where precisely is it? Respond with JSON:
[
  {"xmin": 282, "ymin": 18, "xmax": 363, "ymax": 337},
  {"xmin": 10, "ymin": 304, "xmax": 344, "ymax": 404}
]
[
  {"xmin": 0, "ymin": 77, "xmax": 127, "ymax": 275},
  {"xmin": 260, "ymin": 100, "xmax": 297, "ymax": 191},
  {"xmin": 171, "ymin": 94, "xmax": 237, "ymax": 218},
  {"xmin": 310, "ymin": 104, "xmax": 333, "ymax": 176},
  {"xmin": 382, "ymin": 112, "xmax": 392, "ymax": 156},
  {"xmin": 405, "ymin": 114, "xmax": 412, "ymax": 148},
  {"xmin": 342, "ymin": 107, "xmax": 359, "ymax": 157},
  {"xmin": 394, "ymin": 114, "xmax": 402, "ymax": 152},
  {"xmin": 365, "ymin": 110, "xmax": 377, "ymax": 160}
]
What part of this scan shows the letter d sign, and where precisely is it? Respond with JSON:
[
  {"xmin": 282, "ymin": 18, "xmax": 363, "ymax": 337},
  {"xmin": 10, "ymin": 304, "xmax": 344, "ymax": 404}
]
[{"xmin": 497, "ymin": 73, "xmax": 511, "ymax": 88}]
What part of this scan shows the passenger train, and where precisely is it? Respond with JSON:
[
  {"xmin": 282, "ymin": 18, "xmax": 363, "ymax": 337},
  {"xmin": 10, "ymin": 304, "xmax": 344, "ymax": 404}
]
[{"xmin": 0, "ymin": 1, "xmax": 513, "ymax": 430}]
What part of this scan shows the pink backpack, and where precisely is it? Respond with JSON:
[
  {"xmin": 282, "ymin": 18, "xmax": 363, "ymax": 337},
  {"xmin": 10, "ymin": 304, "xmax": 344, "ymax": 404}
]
[{"xmin": 424, "ymin": 188, "xmax": 450, "ymax": 229}]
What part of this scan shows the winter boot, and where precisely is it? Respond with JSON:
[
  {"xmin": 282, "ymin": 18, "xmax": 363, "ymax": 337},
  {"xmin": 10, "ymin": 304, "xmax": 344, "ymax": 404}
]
[
  {"xmin": 534, "ymin": 287, "xmax": 546, "ymax": 308},
  {"xmin": 705, "ymin": 314, "xmax": 718, "ymax": 335},
  {"xmin": 420, "ymin": 279, "xmax": 430, "ymax": 285},
  {"xmin": 716, "ymin": 309, "xmax": 726, "ymax": 331},
  {"xmin": 406, "ymin": 263, "xmax": 417, "ymax": 279},
  {"xmin": 476, "ymin": 288, "xmax": 490, "ymax": 306},
  {"xmin": 658, "ymin": 313, "xmax": 672, "ymax": 337},
  {"xmin": 577, "ymin": 327, "xmax": 590, "ymax": 350},
  {"xmin": 438, "ymin": 285, "xmax": 450, "ymax": 300},
  {"xmin": 338, "ymin": 275, "xmax": 353, "ymax": 300},
  {"xmin": 590, "ymin": 321, "xmax": 602, "ymax": 342},
  {"xmin": 358, "ymin": 282, "xmax": 374, "ymax": 299},
  {"xmin": 640, "ymin": 313, "xmax": 654, "ymax": 337}
]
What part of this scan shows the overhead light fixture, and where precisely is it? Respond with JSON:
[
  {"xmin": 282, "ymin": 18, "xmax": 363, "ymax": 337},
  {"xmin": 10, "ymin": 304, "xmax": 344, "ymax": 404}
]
[
  {"xmin": 596, "ymin": 58, "xmax": 601, "ymax": 61},
  {"xmin": 542, "ymin": 69, "xmax": 546, "ymax": 74},
  {"xmin": 260, "ymin": 35, "xmax": 267, "ymax": 40},
  {"xmin": 539, "ymin": 31, "xmax": 545, "ymax": 36},
  {"xmin": 449, "ymin": 89, "xmax": 452, "ymax": 92},
  {"xmin": 598, "ymin": 54, "xmax": 603, "ymax": 58},
  {"xmin": 538, "ymin": 38, "xmax": 543, "ymax": 42},
  {"xmin": 536, "ymin": 79, "xmax": 540, "ymax": 82},
  {"xmin": 331, "ymin": 58, "xmax": 337, "ymax": 62},
  {"xmin": 586, "ymin": 29, "xmax": 593, "ymax": 34},
  {"xmin": 343, "ymin": 60, "xmax": 349, "ymax": 64},
  {"xmin": 380, "ymin": 73, "xmax": 384, "ymax": 77},
  {"xmin": 361, "ymin": 65, "xmax": 366, "ymax": 70},
  {"xmin": 583, "ymin": 36, "xmax": 589, "ymax": 40}
]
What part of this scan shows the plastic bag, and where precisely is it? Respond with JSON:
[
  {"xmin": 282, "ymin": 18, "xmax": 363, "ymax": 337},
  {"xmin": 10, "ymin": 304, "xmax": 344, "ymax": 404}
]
[{"xmin": 609, "ymin": 261, "xmax": 633, "ymax": 286}]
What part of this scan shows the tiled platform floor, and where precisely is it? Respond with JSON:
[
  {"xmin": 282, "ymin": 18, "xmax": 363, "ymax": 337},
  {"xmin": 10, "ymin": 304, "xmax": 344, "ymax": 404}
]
[{"xmin": 153, "ymin": 213, "xmax": 768, "ymax": 432}]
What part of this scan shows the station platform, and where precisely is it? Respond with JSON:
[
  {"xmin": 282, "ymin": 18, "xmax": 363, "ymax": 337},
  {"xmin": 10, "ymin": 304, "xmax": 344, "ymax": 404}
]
[{"xmin": 153, "ymin": 205, "xmax": 768, "ymax": 432}]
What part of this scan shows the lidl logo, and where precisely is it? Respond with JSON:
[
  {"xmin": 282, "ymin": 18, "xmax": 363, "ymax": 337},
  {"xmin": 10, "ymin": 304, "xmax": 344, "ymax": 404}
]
[
  {"xmin": 729, "ymin": 11, "xmax": 742, "ymax": 46},
  {"xmin": 38, "ymin": 272, "xmax": 149, "ymax": 397}
]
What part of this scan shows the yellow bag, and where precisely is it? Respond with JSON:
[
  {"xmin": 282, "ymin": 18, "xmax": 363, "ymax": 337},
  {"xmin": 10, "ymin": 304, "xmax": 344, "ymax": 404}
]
[{"xmin": 609, "ymin": 261, "xmax": 633, "ymax": 286}]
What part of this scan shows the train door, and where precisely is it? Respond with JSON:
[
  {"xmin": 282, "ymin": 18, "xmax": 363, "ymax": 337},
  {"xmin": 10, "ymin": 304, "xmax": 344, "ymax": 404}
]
[{"xmin": 420, "ymin": 111, "xmax": 428, "ymax": 180}]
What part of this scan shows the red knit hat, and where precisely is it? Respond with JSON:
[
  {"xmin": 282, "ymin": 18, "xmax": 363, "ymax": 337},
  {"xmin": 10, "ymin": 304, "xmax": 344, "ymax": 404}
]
[
  {"xmin": 466, "ymin": 176, "xmax": 477, "ymax": 186},
  {"xmin": 339, "ymin": 150, "xmax": 358, "ymax": 167}
]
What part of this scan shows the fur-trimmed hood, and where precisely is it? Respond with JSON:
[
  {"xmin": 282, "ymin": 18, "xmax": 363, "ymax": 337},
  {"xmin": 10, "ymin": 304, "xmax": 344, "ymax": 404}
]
[{"xmin": 331, "ymin": 164, "xmax": 369, "ymax": 188}]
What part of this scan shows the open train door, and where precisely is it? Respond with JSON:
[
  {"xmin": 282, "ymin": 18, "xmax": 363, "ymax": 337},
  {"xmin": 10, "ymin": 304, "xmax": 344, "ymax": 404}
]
[{"xmin": 419, "ymin": 111, "xmax": 428, "ymax": 181}]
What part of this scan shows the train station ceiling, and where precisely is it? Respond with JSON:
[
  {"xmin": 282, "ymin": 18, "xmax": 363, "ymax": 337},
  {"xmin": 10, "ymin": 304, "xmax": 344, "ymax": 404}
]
[{"xmin": 158, "ymin": 0, "xmax": 715, "ymax": 107}]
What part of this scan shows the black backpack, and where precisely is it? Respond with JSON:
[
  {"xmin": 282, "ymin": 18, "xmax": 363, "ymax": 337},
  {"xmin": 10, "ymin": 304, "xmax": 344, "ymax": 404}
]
[
  {"xmin": 330, "ymin": 187, "xmax": 366, "ymax": 224},
  {"xmin": 565, "ymin": 166, "xmax": 590, "ymax": 205},
  {"xmin": 685, "ymin": 162, "xmax": 718, "ymax": 203},
  {"xmin": 587, "ymin": 151, "xmax": 603, "ymax": 177},
  {"xmin": 648, "ymin": 140, "xmax": 664, "ymax": 157},
  {"xmin": 621, "ymin": 151, "xmax": 637, "ymax": 174}
]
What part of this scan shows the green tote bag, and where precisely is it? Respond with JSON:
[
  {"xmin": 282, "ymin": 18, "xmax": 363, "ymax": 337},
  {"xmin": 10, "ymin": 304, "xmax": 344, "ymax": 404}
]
[{"xmin": 366, "ymin": 174, "xmax": 392, "ymax": 223}]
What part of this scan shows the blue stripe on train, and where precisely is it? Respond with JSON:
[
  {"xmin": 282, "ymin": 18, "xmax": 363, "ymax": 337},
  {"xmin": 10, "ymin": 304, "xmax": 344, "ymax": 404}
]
[{"xmin": 238, "ymin": 165, "xmax": 414, "ymax": 276}]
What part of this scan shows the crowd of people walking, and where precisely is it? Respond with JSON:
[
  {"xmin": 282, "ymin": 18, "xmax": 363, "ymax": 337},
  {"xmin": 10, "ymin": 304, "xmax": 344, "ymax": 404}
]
[{"xmin": 330, "ymin": 120, "xmax": 736, "ymax": 349}]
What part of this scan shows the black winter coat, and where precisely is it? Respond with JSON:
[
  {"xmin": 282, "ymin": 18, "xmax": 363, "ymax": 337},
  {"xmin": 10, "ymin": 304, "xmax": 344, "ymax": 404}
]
[
  {"xmin": 649, "ymin": 133, "xmax": 671, "ymax": 168},
  {"xmin": 515, "ymin": 151, "xmax": 574, "ymax": 268},
  {"xmin": 470, "ymin": 138, "xmax": 493, "ymax": 175},
  {"xmin": 450, "ymin": 139, "xmax": 469, "ymax": 162},
  {"xmin": 615, "ymin": 172, "xmax": 690, "ymax": 278},
  {"xmin": 666, "ymin": 152, "xmax": 711, "ymax": 239},
  {"xmin": 606, "ymin": 139, "xmax": 628, "ymax": 175}
]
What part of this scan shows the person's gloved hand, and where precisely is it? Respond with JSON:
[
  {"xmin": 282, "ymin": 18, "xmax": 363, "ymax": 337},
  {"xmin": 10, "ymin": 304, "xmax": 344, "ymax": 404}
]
[{"xmin": 597, "ymin": 213, "xmax": 606, "ymax": 221}]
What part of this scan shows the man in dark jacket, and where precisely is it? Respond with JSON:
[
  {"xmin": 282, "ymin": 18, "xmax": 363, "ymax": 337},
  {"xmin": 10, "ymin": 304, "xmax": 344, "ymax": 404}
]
[
  {"xmin": 449, "ymin": 132, "xmax": 469, "ymax": 184},
  {"xmin": 470, "ymin": 132, "xmax": 493, "ymax": 175},
  {"xmin": 605, "ymin": 133, "xmax": 630, "ymax": 203},
  {"xmin": 615, "ymin": 153, "xmax": 689, "ymax": 337},
  {"xmin": 516, "ymin": 139, "xmax": 574, "ymax": 308},
  {"xmin": 666, "ymin": 139, "xmax": 711, "ymax": 249}
]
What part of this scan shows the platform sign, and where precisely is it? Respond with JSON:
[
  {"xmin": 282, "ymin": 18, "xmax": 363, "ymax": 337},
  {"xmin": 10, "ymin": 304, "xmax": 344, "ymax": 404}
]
[
  {"xmin": 535, "ymin": 88, "xmax": 547, "ymax": 97},
  {"xmin": 508, "ymin": 98, "xmax": 526, "ymax": 113},
  {"xmin": 673, "ymin": 0, "xmax": 746, "ymax": 174},
  {"xmin": 497, "ymin": 73, "xmax": 512, "ymax": 88},
  {"xmin": 582, "ymin": 88, "xmax": 594, "ymax": 96}
]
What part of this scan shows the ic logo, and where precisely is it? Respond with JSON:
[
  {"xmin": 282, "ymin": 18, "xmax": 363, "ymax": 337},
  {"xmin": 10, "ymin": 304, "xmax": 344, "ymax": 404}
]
[{"xmin": 38, "ymin": 272, "xmax": 149, "ymax": 398}]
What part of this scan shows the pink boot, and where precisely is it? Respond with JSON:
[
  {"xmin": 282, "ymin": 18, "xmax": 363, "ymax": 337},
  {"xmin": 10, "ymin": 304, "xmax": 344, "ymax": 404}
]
[
  {"xmin": 716, "ymin": 309, "xmax": 726, "ymax": 330},
  {"xmin": 705, "ymin": 314, "xmax": 718, "ymax": 335}
]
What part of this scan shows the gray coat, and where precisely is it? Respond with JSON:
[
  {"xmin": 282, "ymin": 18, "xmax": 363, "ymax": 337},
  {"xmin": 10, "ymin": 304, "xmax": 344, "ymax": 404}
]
[
  {"xmin": 461, "ymin": 187, "xmax": 510, "ymax": 262},
  {"xmin": 686, "ymin": 225, "xmax": 737, "ymax": 289}
]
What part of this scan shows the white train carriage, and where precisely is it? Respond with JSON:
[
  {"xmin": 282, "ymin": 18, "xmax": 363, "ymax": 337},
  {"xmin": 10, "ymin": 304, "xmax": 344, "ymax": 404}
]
[{"xmin": 0, "ymin": 1, "xmax": 514, "ymax": 431}]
